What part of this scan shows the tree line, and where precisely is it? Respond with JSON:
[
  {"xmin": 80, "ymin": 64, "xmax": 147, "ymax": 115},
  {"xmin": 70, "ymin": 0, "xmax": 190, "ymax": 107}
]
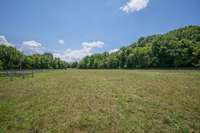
[
  {"xmin": 78, "ymin": 26, "xmax": 200, "ymax": 69},
  {"xmin": 0, "ymin": 45, "xmax": 68, "ymax": 70},
  {"xmin": 1, "ymin": 25, "xmax": 200, "ymax": 70}
]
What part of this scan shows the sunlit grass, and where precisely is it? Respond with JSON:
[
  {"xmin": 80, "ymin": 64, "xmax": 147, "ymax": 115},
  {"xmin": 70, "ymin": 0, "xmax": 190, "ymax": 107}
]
[{"xmin": 0, "ymin": 70, "xmax": 200, "ymax": 132}]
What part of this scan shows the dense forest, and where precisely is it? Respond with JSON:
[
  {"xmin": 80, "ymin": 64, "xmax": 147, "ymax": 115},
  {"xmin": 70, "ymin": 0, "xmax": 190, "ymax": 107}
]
[
  {"xmin": 78, "ymin": 26, "xmax": 200, "ymax": 69},
  {"xmin": 0, "ymin": 45, "xmax": 67, "ymax": 70},
  {"xmin": 0, "ymin": 25, "xmax": 200, "ymax": 70}
]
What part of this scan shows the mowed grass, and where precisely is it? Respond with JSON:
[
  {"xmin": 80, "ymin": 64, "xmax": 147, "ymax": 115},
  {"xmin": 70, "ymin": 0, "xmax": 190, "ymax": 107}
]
[{"xmin": 0, "ymin": 70, "xmax": 200, "ymax": 133}]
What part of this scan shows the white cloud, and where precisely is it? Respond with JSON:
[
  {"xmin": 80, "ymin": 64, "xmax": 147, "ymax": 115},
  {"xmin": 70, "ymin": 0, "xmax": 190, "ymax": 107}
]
[
  {"xmin": 82, "ymin": 41, "xmax": 104, "ymax": 48},
  {"xmin": 0, "ymin": 35, "xmax": 104, "ymax": 62},
  {"xmin": 0, "ymin": 36, "xmax": 45, "ymax": 54},
  {"xmin": 21, "ymin": 41, "xmax": 44, "ymax": 54},
  {"xmin": 0, "ymin": 35, "xmax": 14, "ymax": 46},
  {"xmin": 53, "ymin": 41, "xmax": 104, "ymax": 62},
  {"xmin": 58, "ymin": 39, "xmax": 64, "ymax": 44},
  {"xmin": 109, "ymin": 48, "xmax": 119, "ymax": 54},
  {"xmin": 120, "ymin": 0, "xmax": 149, "ymax": 13}
]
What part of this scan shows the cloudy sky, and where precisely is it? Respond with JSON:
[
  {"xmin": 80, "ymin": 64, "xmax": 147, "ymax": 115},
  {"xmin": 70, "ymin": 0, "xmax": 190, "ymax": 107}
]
[{"xmin": 0, "ymin": 0, "xmax": 200, "ymax": 62}]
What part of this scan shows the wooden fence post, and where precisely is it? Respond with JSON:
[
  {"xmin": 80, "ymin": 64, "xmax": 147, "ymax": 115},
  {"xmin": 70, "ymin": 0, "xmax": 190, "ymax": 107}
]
[
  {"xmin": 22, "ymin": 71, "xmax": 25, "ymax": 79},
  {"xmin": 32, "ymin": 70, "xmax": 34, "ymax": 78}
]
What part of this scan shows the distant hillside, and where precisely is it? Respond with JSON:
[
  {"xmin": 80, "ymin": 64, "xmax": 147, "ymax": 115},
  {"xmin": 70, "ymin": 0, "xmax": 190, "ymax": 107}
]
[{"xmin": 78, "ymin": 25, "xmax": 200, "ymax": 69}]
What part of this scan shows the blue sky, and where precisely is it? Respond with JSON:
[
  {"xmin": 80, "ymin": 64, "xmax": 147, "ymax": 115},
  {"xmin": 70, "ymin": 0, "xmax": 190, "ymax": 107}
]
[{"xmin": 0, "ymin": 0, "xmax": 200, "ymax": 61}]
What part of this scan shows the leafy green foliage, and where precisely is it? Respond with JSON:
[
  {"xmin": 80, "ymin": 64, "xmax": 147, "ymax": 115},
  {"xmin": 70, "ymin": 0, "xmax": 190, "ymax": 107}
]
[
  {"xmin": 0, "ymin": 60, "xmax": 3, "ymax": 70},
  {"xmin": 78, "ymin": 25, "xmax": 200, "ymax": 69},
  {"xmin": 0, "ymin": 46, "xmax": 67, "ymax": 70}
]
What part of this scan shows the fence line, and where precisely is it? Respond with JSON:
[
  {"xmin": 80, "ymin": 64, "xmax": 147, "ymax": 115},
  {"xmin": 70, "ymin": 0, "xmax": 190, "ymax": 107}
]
[{"xmin": 0, "ymin": 69, "xmax": 66, "ymax": 79}]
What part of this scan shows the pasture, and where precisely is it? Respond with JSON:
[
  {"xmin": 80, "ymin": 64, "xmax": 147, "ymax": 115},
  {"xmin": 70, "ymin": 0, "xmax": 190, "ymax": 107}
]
[{"xmin": 0, "ymin": 70, "xmax": 200, "ymax": 133}]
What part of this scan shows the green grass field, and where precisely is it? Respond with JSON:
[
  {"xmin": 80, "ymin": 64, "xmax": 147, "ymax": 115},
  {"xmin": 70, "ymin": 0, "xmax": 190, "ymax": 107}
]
[{"xmin": 0, "ymin": 70, "xmax": 200, "ymax": 133}]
